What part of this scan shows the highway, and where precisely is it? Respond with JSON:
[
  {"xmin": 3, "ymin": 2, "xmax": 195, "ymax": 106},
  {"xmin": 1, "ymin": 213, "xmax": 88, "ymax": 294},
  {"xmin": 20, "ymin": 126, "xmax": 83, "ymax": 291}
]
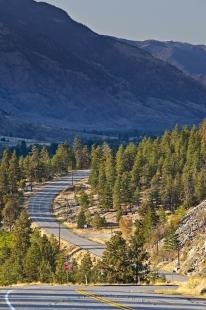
[
  {"xmin": 28, "ymin": 170, "xmax": 105, "ymax": 257},
  {"xmin": 27, "ymin": 171, "xmax": 187, "ymax": 283},
  {"xmin": 8, "ymin": 172, "xmax": 201, "ymax": 310},
  {"xmin": 0, "ymin": 285, "xmax": 205, "ymax": 309}
]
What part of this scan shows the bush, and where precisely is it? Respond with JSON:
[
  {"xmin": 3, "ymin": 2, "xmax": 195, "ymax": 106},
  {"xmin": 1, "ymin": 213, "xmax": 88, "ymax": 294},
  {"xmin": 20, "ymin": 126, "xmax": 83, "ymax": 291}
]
[
  {"xmin": 91, "ymin": 213, "xmax": 106, "ymax": 229},
  {"xmin": 78, "ymin": 191, "xmax": 90, "ymax": 210},
  {"xmin": 77, "ymin": 209, "xmax": 87, "ymax": 228}
]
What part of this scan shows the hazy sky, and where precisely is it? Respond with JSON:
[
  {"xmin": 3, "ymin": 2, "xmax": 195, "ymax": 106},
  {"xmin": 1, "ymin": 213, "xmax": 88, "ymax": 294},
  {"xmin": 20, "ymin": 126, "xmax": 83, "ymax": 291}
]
[{"xmin": 38, "ymin": 0, "xmax": 206, "ymax": 44}]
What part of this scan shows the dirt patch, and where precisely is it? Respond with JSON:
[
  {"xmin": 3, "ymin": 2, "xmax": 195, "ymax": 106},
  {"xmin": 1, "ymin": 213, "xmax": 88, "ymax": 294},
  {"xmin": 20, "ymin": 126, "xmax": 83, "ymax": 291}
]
[{"xmin": 52, "ymin": 179, "xmax": 119, "ymax": 245}]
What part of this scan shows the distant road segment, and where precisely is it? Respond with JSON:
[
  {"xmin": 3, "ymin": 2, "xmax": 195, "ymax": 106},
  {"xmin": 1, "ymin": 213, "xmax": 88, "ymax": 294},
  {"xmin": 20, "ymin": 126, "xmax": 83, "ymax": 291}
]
[{"xmin": 28, "ymin": 170, "xmax": 105, "ymax": 257}]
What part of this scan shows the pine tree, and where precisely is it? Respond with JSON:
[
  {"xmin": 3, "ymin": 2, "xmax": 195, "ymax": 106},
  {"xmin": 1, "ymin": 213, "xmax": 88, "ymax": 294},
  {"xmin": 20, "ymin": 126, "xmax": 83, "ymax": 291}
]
[
  {"xmin": 77, "ymin": 253, "xmax": 93, "ymax": 284},
  {"xmin": 182, "ymin": 169, "xmax": 194, "ymax": 208},
  {"xmin": 78, "ymin": 191, "xmax": 90, "ymax": 210},
  {"xmin": 2, "ymin": 198, "xmax": 18, "ymax": 231},
  {"xmin": 52, "ymin": 142, "xmax": 72, "ymax": 175},
  {"xmin": 39, "ymin": 260, "xmax": 53, "ymax": 283},
  {"xmin": 89, "ymin": 146, "xmax": 102, "ymax": 190},
  {"xmin": 0, "ymin": 149, "xmax": 10, "ymax": 197},
  {"xmin": 11, "ymin": 211, "xmax": 32, "ymax": 279},
  {"xmin": 40, "ymin": 147, "xmax": 51, "ymax": 180},
  {"xmin": 12, "ymin": 211, "xmax": 32, "ymax": 259},
  {"xmin": 81, "ymin": 146, "xmax": 90, "ymax": 169},
  {"xmin": 121, "ymin": 171, "xmax": 133, "ymax": 206},
  {"xmin": 77, "ymin": 209, "xmax": 87, "ymax": 228},
  {"xmin": 24, "ymin": 237, "xmax": 41, "ymax": 282},
  {"xmin": 101, "ymin": 232, "xmax": 130, "ymax": 283},
  {"xmin": 128, "ymin": 221, "xmax": 150, "ymax": 283},
  {"xmin": 103, "ymin": 144, "xmax": 115, "ymax": 209},
  {"xmin": 8, "ymin": 152, "xmax": 20, "ymax": 194},
  {"xmin": 164, "ymin": 226, "xmax": 180, "ymax": 252},
  {"xmin": 123, "ymin": 143, "xmax": 137, "ymax": 171},
  {"xmin": 115, "ymin": 145, "xmax": 124, "ymax": 176},
  {"xmin": 73, "ymin": 137, "xmax": 90, "ymax": 169},
  {"xmin": 54, "ymin": 253, "xmax": 67, "ymax": 284},
  {"xmin": 73, "ymin": 137, "xmax": 83, "ymax": 169},
  {"xmin": 30, "ymin": 146, "xmax": 43, "ymax": 182},
  {"xmin": 194, "ymin": 171, "xmax": 206, "ymax": 202},
  {"xmin": 91, "ymin": 213, "xmax": 106, "ymax": 229},
  {"xmin": 113, "ymin": 176, "xmax": 121, "ymax": 210},
  {"xmin": 98, "ymin": 161, "xmax": 110, "ymax": 210}
]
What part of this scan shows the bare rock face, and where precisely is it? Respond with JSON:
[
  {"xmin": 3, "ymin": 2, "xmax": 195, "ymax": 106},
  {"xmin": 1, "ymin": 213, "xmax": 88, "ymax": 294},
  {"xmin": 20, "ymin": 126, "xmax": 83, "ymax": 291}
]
[
  {"xmin": 177, "ymin": 201, "xmax": 206, "ymax": 246},
  {"xmin": 1, "ymin": 0, "xmax": 206, "ymax": 139},
  {"xmin": 176, "ymin": 201, "xmax": 206, "ymax": 275}
]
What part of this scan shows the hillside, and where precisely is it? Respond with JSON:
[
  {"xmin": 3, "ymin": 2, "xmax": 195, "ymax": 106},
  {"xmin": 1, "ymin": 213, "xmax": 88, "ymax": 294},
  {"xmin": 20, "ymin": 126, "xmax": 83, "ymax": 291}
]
[
  {"xmin": 1, "ymin": 0, "xmax": 206, "ymax": 139},
  {"xmin": 133, "ymin": 40, "xmax": 206, "ymax": 86},
  {"xmin": 176, "ymin": 201, "xmax": 206, "ymax": 275}
]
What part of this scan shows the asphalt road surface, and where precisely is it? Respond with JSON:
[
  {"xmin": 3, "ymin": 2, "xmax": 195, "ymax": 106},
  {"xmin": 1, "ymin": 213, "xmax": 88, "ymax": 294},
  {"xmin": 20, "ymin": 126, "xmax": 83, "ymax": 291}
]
[
  {"xmin": 27, "ymin": 171, "xmax": 188, "ymax": 283},
  {"xmin": 28, "ymin": 170, "xmax": 105, "ymax": 257},
  {"xmin": 1, "ymin": 285, "xmax": 205, "ymax": 310}
]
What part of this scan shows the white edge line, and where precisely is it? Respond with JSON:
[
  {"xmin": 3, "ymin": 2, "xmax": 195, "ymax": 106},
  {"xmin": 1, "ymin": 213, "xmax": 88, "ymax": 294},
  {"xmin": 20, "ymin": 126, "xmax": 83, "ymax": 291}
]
[{"xmin": 5, "ymin": 290, "xmax": 16, "ymax": 310}]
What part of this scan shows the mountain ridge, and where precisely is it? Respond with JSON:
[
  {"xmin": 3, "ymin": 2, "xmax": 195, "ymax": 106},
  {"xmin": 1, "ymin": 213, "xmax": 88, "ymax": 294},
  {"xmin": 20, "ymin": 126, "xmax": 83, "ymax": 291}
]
[
  {"xmin": 130, "ymin": 39, "xmax": 206, "ymax": 86},
  {"xmin": 1, "ymin": 0, "xmax": 206, "ymax": 139}
]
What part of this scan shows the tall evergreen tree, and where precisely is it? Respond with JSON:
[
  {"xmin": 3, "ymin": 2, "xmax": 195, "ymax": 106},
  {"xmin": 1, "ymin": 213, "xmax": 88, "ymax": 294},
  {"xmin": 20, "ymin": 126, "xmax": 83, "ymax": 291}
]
[
  {"xmin": 101, "ymin": 232, "xmax": 130, "ymax": 283},
  {"xmin": 8, "ymin": 152, "xmax": 20, "ymax": 194},
  {"xmin": 77, "ymin": 253, "xmax": 93, "ymax": 284},
  {"xmin": 128, "ymin": 221, "xmax": 149, "ymax": 283}
]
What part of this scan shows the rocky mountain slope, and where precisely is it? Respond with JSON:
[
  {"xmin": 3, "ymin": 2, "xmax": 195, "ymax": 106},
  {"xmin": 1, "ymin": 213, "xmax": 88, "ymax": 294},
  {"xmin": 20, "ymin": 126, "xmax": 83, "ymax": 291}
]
[
  {"xmin": 176, "ymin": 201, "xmax": 206, "ymax": 275},
  {"xmin": 1, "ymin": 0, "xmax": 206, "ymax": 139},
  {"xmin": 133, "ymin": 40, "xmax": 206, "ymax": 86}
]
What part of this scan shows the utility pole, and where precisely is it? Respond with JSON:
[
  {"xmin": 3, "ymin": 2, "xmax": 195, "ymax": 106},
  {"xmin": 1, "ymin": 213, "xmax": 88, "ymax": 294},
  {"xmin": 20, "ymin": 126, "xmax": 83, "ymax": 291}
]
[
  {"xmin": 71, "ymin": 161, "xmax": 74, "ymax": 186},
  {"xmin": 85, "ymin": 274, "xmax": 88, "ymax": 286},
  {"xmin": 66, "ymin": 201, "xmax": 69, "ymax": 220},
  {"xmin": 177, "ymin": 246, "xmax": 180, "ymax": 270},
  {"xmin": 156, "ymin": 240, "xmax": 159, "ymax": 257},
  {"xmin": 132, "ymin": 263, "xmax": 140, "ymax": 285},
  {"xmin": 58, "ymin": 221, "xmax": 61, "ymax": 249}
]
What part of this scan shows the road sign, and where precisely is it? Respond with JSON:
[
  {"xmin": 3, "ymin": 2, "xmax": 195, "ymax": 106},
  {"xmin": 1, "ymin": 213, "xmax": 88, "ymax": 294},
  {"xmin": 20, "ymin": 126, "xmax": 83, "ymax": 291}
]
[{"xmin": 64, "ymin": 261, "xmax": 72, "ymax": 272}]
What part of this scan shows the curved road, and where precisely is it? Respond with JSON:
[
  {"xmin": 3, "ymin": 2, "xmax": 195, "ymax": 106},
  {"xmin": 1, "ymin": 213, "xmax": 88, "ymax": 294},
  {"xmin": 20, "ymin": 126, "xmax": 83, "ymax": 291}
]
[
  {"xmin": 1, "ymin": 285, "xmax": 206, "ymax": 309},
  {"xmin": 13, "ymin": 171, "xmax": 201, "ymax": 310},
  {"xmin": 28, "ymin": 170, "xmax": 105, "ymax": 257},
  {"xmin": 27, "ymin": 170, "xmax": 187, "ymax": 283}
]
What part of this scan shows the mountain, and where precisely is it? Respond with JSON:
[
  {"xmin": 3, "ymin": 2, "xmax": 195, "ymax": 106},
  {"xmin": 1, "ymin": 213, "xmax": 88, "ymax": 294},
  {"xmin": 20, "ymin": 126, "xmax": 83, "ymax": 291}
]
[
  {"xmin": 133, "ymin": 40, "xmax": 206, "ymax": 86},
  {"xmin": 1, "ymin": 0, "xmax": 206, "ymax": 139}
]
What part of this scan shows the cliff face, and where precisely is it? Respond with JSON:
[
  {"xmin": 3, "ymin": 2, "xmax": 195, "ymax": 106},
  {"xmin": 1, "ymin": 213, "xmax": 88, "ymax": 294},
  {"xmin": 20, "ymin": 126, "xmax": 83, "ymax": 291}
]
[
  {"xmin": 176, "ymin": 201, "xmax": 206, "ymax": 275},
  {"xmin": 1, "ymin": 0, "xmax": 206, "ymax": 139}
]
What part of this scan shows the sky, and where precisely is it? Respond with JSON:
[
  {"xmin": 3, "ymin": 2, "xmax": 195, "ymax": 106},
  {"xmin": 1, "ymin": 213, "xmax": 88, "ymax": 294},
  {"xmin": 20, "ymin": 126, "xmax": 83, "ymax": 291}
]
[{"xmin": 38, "ymin": 0, "xmax": 206, "ymax": 44}]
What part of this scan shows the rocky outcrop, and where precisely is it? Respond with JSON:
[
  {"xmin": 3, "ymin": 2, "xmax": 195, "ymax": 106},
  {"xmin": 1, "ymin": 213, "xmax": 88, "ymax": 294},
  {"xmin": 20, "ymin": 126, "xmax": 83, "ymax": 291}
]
[
  {"xmin": 176, "ymin": 201, "xmax": 206, "ymax": 275},
  {"xmin": 177, "ymin": 201, "xmax": 206, "ymax": 246}
]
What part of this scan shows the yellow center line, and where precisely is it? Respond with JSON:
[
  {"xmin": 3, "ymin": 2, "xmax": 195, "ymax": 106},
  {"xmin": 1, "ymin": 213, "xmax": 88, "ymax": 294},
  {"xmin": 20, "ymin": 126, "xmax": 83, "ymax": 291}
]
[{"xmin": 76, "ymin": 289, "xmax": 134, "ymax": 310}]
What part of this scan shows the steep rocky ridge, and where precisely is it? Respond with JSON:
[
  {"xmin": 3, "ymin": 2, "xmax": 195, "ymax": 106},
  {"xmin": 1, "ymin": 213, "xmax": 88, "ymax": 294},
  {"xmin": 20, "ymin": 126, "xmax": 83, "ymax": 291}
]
[{"xmin": 176, "ymin": 201, "xmax": 206, "ymax": 275}]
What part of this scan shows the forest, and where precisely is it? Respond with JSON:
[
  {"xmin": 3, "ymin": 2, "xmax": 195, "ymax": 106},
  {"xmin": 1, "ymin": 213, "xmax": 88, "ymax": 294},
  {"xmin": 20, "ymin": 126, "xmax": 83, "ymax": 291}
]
[
  {"xmin": 90, "ymin": 122, "xmax": 206, "ymax": 213},
  {"xmin": 0, "ymin": 122, "xmax": 206, "ymax": 284},
  {"xmin": 87, "ymin": 122, "xmax": 206, "ymax": 268}
]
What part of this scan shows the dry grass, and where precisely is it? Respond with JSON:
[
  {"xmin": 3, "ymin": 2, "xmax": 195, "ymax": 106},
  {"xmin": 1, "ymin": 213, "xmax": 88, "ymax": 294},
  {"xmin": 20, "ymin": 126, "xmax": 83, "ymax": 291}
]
[
  {"xmin": 156, "ymin": 276, "xmax": 206, "ymax": 298},
  {"xmin": 178, "ymin": 276, "xmax": 206, "ymax": 297}
]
